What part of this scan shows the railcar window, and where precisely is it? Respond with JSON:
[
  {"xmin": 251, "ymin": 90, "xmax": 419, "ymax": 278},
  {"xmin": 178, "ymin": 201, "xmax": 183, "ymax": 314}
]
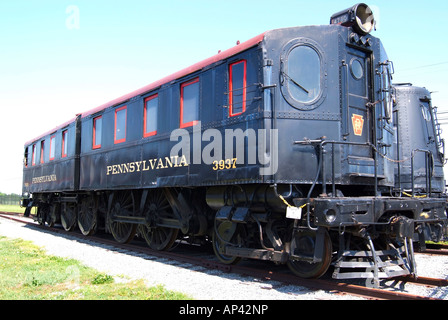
[
  {"xmin": 32, "ymin": 144, "xmax": 36, "ymax": 166},
  {"xmin": 40, "ymin": 140, "xmax": 45, "ymax": 164},
  {"xmin": 381, "ymin": 61, "xmax": 393, "ymax": 123},
  {"xmin": 114, "ymin": 106, "xmax": 127, "ymax": 144},
  {"xmin": 24, "ymin": 148, "xmax": 29, "ymax": 167},
  {"xmin": 421, "ymin": 103, "xmax": 432, "ymax": 122},
  {"xmin": 421, "ymin": 102, "xmax": 434, "ymax": 138},
  {"xmin": 180, "ymin": 78, "xmax": 199, "ymax": 128},
  {"xmin": 93, "ymin": 116, "xmax": 102, "ymax": 149},
  {"xmin": 49, "ymin": 135, "xmax": 56, "ymax": 161},
  {"xmin": 144, "ymin": 94, "xmax": 158, "ymax": 137},
  {"xmin": 350, "ymin": 59, "xmax": 364, "ymax": 80},
  {"xmin": 286, "ymin": 45, "xmax": 321, "ymax": 103},
  {"xmin": 62, "ymin": 130, "xmax": 68, "ymax": 158},
  {"xmin": 229, "ymin": 60, "xmax": 247, "ymax": 116}
]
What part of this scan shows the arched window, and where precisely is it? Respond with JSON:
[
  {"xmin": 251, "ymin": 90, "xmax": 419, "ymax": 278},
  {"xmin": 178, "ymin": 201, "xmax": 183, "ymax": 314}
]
[
  {"xmin": 281, "ymin": 39, "xmax": 326, "ymax": 110},
  {"xmin": 286, "ymin": 45, "xmax": 321, "ymax": 103}
]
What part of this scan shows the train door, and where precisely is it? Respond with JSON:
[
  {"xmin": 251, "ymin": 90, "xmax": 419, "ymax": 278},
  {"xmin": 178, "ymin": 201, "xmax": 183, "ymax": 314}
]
[{"xmin": 341, "ymin": 46, "xmax": 374, "ymax": 170}]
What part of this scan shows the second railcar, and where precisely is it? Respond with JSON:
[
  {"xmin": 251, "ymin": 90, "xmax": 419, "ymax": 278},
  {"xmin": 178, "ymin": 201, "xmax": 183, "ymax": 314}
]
[
  {"xmin": 393, "ymin": 84, "xmax": 445, "ymax": 195},
  {"xmin": 22, "ymin": 116, "xmax": 81, "ymax": 226}
]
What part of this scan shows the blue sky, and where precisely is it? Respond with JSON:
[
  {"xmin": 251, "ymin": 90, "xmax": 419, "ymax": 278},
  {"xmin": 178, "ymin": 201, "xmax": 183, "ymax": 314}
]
[{"xmin": 1, "ymin": 0, "xmax": 447, "ymax": 194}]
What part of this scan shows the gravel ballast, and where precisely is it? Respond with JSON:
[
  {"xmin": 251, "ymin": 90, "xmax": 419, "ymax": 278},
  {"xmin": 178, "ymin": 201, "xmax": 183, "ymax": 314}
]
[{"xmin": 1, "ymin": 216, "xmax": 447, "ymax": 300}]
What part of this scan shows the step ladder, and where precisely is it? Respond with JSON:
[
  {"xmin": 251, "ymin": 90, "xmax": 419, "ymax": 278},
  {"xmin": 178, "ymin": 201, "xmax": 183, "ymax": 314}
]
[{"xmin": 332, "ymin": 237, "xmax": 416, "ymax": 287}]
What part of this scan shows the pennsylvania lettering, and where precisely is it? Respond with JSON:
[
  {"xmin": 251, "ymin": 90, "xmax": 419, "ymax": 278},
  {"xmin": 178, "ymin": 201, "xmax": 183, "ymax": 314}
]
[
  {"xmin": 32, "ymin": 174, "xmax": 57, "ymax": 184},
  {"xmin": 106, "ymin": 155, "xmax": 188, "ymax": 176}
]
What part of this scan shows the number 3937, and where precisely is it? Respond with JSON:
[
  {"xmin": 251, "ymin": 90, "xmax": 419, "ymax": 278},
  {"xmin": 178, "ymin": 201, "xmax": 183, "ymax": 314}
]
[{"xmin": 212, "ymin": 158, "xmax": 237, "ymax": 171}]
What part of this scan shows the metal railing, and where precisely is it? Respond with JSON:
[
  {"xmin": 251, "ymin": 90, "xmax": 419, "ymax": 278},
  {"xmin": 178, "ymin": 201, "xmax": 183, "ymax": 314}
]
[
  {"xmin": 410, "ymin": 149, "xmax": 434, "ymax": 197},
  {"xmin": 294, "ymin": 139, "xmax": 378, "ymax": 197},
  {"xmin": 294, "ymin": 139, "xmax": 436, "ymax": 198}
]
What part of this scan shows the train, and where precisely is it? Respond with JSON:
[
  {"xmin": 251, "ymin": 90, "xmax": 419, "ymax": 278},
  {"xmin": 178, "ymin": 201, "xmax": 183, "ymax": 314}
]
[{"xmin": 21, "ymin": 3, "xmax": 447, "ymax": 285}]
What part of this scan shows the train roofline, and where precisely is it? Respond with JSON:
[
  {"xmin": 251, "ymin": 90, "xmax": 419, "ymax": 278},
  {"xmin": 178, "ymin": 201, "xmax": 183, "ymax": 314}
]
[
  {"xmin": 24, "ymin": 32, "xmax": 268, "ymax": 146},
  {"xmin": 24, "ymin": 116, "xmax": 79, "ymax": 147},
  {"xmin": 79, "ymin": 31, "xmax": 268, "ymax": 119}
]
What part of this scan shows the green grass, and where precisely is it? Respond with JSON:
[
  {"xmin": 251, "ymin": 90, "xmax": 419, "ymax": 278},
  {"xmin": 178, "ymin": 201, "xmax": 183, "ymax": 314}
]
[
  {"xmin": 0, "ymin": 204, "xmax": 26, "ymax": 213},
  {"xmin": 0, "ymin": 236, "xmax": 192, "ymax": 300}
]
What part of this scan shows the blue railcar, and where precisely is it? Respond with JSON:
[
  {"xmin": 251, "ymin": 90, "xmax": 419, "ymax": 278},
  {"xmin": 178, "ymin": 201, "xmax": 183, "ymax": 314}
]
[{"xmin": 21, "ymin": 3, "xmax": 447, "ymax": 284}]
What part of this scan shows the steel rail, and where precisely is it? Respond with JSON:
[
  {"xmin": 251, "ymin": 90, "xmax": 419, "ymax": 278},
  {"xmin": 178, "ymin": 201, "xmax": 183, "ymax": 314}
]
[{"xmin": 0, "ymin": 212, "xmax": 445, "ymax": 300}]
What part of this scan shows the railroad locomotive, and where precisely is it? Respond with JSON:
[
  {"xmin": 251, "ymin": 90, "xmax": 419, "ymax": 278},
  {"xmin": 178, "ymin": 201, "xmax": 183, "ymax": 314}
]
[{"xmin": 21, "ymin": 3, "xmax": 447, "ymax": 284}]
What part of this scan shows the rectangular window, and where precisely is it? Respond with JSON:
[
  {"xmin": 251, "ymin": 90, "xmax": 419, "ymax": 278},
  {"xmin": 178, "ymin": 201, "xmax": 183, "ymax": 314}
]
[
  {"xmin": 114, "ymin": 106, "xmax": 127, "ymax": 144},
  {"xmin": 144, "ymin": 94, "xmax": 158, "ymax": 137},
  {"xmin": 40, "ymin": 140, "xmax": 45, "ymax": 164},
  {"xmin": 62, "ymin": 130, "xmax": 68, "ymax": 158},
  {"xmin": 49, "ymin": 135, "xmax": 56, "ymax": 161},
  {"xmin": 24, "ymin": 148, "xmax": 29, "ymax": 167},
  {"xmin": 229, "ymin": 60, "xmax": 247, "ymax": 117},
  {"xmin": 180, "ymin": 78, "xmax": 199, "ymax": 128},
  {"xmin": 93, "ymin": 116, "xmax": 102, "ymax": 149},
  {"xmin": 32, "ymin": 144, "xmax": 36, "ymax": 166}
]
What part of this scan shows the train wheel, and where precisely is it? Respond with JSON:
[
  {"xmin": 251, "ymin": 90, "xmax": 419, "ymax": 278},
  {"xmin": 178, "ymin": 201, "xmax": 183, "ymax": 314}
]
[
  {"xmin": 139, "ymin": 190, "xmax": 179, "ymax": 250},
  {"xmin": 78, "ymin": 196, "xmax": 97, "ymax": 236},
  {"xmin": 36, "ymin": 204, "xmax": 56, "ymax": 226},
  {"xmin": 109, "ymin": 191, "xmax": 137, "ymax": 244},
  {"xmin": 61, "ymin": 203, "xmax": 77, "ymax": 231},
  {"xmin": 36, "ymin": 205, "xmax": 48, "ymax": 226},
  {"xmin": 140, "ymin": 225, "xmax": 179, "ymax": 251},
  {"xmin": 287, "ymin": 229, "xmax": 332, "ymax": 279},
  {"xmin": 212, "ymin": 220, "xmax": 242, "ymax": 265},
  {"xmin": 46, "ymin": 203, "xmax": 58, "ymax": 227}
]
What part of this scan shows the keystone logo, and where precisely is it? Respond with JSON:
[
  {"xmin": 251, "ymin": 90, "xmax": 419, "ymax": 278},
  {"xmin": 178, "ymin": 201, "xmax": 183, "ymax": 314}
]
[{"xmin": 352, "ymin": 114, "xmax": 364, "ymax": 136}]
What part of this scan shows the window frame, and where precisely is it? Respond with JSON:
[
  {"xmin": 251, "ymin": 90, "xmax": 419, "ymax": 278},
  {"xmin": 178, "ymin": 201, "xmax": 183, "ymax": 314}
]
[
  {"xmin": 32, "ymin": 144, "xmax": 36, "ymax": 166},
  {"xmin": 92, "ymin": 115, "xmax": 102, "ymax": 150},
  {"xmin": 62, "ymin": 129, "xmax": 68, "ymax": 158},
  {"xmin": 49, "ymin": 135, "xmax": 56, "ymax": 161},
  {"xmin": 114, "ymin": 106, "xmax": 127, "ymax": 144},
  {"xmin": 180, "ymin": 77, "xmax": 200, "ymax": 129},
  {"xmin": 143, "ymin": 94, "xmax": 158, "ymax": 138},
  {"xmin": 40, "ymin": 140, "xmax": 45, "ymax": 164},
  {"xmin": 285, "ymin": 45, "xmax": 321, "ymax": 104},
  {"xmin": 24, "ymin": 148, "xmax": 29, "ymax": 167},
  {"xmin": 229, "ymin": 60, "xmax": 247, "ymax": 117},
  {"xmin": 280, "ymin": 38, "xmax": 327, "ymax": 111}
]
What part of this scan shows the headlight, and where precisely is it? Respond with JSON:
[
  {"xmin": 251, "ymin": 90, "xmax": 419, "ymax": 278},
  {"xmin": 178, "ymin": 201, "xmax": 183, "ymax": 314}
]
[{"xmin": 330, "ymin": 3, "xmax": 375, "ymax": 35}]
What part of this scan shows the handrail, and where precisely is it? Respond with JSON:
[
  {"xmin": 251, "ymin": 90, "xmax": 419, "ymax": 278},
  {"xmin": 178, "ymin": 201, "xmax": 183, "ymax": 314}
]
[
  {"xmin": 294, "ymin": 140, "xmax": 435, "ymax": 198},
  {"xmin": 410, "ymin": 149, "xmax": 434, "ymax": 197},
  {"xmin": 320, "ymin": 140, "xmax": 378, "ymax": 197},
  {"xmin": 294, "ymin": 139, "xmax": 378, "ymax": 197}
]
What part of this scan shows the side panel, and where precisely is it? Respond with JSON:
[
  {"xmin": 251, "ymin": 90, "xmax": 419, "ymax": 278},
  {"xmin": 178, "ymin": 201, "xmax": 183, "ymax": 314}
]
[
  {"xmin": 22, "ymin": 119, "xmax": 79, "ymax": 194},
  {"xmin": 79, "ymin": 46, "xmax": 267, "ymax": 190},
  {"xmin": 264, "ymin": 26, "xmax": 394, "ymax": 187},
  {"xmin": 265, "ymin": 26, "xmax": 342, "ymax": 184}
]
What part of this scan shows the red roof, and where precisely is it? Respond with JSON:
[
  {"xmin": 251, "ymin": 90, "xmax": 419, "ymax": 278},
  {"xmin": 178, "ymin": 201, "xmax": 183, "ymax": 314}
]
[{"xmin": 24, "ymin": 32, "xmax": 266, "ymax": 146}]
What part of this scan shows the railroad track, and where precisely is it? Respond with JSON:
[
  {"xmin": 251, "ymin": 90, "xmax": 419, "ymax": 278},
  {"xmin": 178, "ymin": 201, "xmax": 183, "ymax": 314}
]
[
  {"xmin": 1, "ymin": 211, "xmax": 447, "ymax": 300},
  {"xmin": 418, "ymin": 243, "xmax": 448, "ymax": 256}
]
